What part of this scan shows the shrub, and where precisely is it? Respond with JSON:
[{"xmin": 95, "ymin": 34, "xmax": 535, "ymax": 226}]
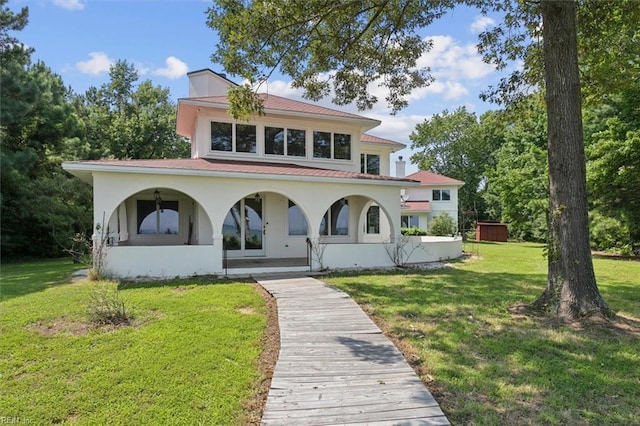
[
  {"xmin": 589, "ymin": 211, "xmax": 633, "ymax": 255},
  {"xmin": 87, "ymin": 285, "xmax": 134, "ymax": 326},
  {"xmin": 429, "ymin": 213, "xmax": 457, "ymax": 236},
  {"xmin": 401, "ymin": 226, "xmax": 428, "ymax": 236}
]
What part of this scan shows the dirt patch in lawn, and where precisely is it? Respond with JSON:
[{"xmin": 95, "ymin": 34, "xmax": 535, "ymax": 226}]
[
  {"xmin": 28, "ymin": 319, "xmax": 92, "ymax": 337},
  {"xmin": 237, "ymin": 307, "xmax": 258, "ymax": 315},
  {"xmin": 242, "ymin": 283, "xmax": 280, "ymax": 425}
]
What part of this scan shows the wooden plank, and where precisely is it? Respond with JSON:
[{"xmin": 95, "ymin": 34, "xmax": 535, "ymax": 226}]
[{"xmin": 258, "ymin": 277, "xmax": 449, "ymax": 425}]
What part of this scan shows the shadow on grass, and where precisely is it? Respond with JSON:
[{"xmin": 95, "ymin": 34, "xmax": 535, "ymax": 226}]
[
  {"xmin": 117, "ymin": 275, "xmax": 254, "ymax": 291},
  {"xmin": 328, "ymin": 268, "xmax": 640, "ymax": 425},
  {"xmin": 0, "ymin": 258, "xmax": 80, "ymax": 301}
]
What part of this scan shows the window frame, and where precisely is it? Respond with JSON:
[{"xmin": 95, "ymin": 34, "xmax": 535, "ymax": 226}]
[
  {"xmin": 287, "ymin": 200, "xmax": 308, "ymax": 236},
  {"xmin": 432, "ymin": 189, "xmax": 451, "ymax": 201},
  {"xmin": 210, "ymin": 121, "xmax": 257, "ymax": 154},
  {"xmin": 365, "ymin": 205, "xmax": 380, "ymax": 234},
  {"xmin": 136, "ymin": 199, "xmax": 180, "ymax": 236},
  {"xmin": 401, "ymin": 215, "xmax": 420, "ymax": 229},
  {"xmin": 360, "ymin": 153, "xmax": 380, "ymax": 175},
  {"xmin": 320, "ymin": 199, "xmax": 350, "ymax": 237}
]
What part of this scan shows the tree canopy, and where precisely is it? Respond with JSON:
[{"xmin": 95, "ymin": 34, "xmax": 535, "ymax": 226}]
[
  {"xmin": 0, "ymin": 4, "xmax": 187, "ymax": 258},
  {"xmin": 207, "ymin": 0, "xmax": 636, "ymax": 319}
]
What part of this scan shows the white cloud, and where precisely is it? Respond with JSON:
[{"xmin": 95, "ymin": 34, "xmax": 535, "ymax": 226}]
[
  {"xmin": 76, "ymin": 52, "xmax": 113, "ymax": 75},
  {"xmin": 152, "ymin": 56, "xmax": 188, "ymax": 79},
  {"xmin": 53, "ymin": 0, "xmax": 85, "ymax": 11},
  {"xmin": 417, "ymin": 35, "xmax": 494, "ymax": 81},
  {"xmin": 470, "ymin": 15, "xmax": 496, "ymax": 34}
]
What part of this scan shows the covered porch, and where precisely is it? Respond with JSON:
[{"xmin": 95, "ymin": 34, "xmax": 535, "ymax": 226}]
[{"xmin": 65, "ymin": 158, "xmax": 412, "ymax": 279}]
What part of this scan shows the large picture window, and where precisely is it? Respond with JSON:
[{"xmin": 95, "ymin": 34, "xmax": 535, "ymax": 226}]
[
  {"xmin": 320, "ymin": 199, "xmax": 349, "ymax": 236},
  {"xmin": 432, "ymin": 189, "xmax": 451, "ymax": 201},
  {"xmin": 137, "ymin": 200, "xmax": 179, "ymax": 235}
]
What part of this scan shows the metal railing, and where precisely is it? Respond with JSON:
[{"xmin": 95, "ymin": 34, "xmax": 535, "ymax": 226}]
[
  {"xmin": 306, "ymin": 237, "xmax": 312, "ymax": 272},
  {"xmin": 223, "ymin": 246, "xmax": 228, "ymax": 277}
]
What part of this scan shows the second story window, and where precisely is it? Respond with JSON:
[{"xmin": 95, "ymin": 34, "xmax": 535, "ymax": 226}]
[
  {"xmin": 432, "ymin": 189, "xmax": 451, "ymax": 201},
  {"xmin": 265, "ymin": 127, "xmax": 306, "ymax": 157},
  {"xmin": 211, "ymin": 122, "xmax": 232, "ymax": 152},
  {"xmin": 334, "ymin": 133, "xmax": 351, "ymax": 160},
  {"xmin": 313, "ymin": 131, "xmax": 351, "ymax": 160},
  {"xmin": 313, "ymin": 131, "xmax": 331, "ymax": 158},
  {"xmin": 360, "ymin": 154, "xmax": 380, "ymax": 175},
  {"xmin": 211, "ymin": 122, "xmax": 256, "ymax": 153},
  {"xmin": 236, "ymin": 124, "xmax": 256, "ymax": 153}
]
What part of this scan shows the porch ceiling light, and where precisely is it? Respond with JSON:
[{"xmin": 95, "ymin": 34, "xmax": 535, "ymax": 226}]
[
  {"xmin": 154, "ymin": 189, "xmax": 163, "ymax": 212},
  {"xmin": 254, "ymin": 192, "xmax": 261, "ymax": 200}
]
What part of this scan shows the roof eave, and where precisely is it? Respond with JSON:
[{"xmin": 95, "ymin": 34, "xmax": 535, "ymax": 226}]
[
  {"xmin": 177, "ymin": 98, "xmax": 381, "ymax": 131},
  {"xmin": 61, "ymin": 162, "xmax": 420, "ymax": 187}
]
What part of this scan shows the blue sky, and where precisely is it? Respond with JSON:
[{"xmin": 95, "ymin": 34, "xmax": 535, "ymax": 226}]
[{"xmin": 13, "ymin": 0, "xmax": 510, "ymax": 176}]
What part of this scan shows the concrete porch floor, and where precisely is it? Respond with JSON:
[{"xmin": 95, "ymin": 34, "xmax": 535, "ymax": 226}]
[{"xmin": 226, "ymin": 257, "xmax": 309, "ymax": 269}]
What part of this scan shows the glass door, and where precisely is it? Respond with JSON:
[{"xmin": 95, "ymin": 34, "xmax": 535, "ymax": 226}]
[{"xmin": 223, "ymin": 195, "xmax": 265, "ymax": 256}]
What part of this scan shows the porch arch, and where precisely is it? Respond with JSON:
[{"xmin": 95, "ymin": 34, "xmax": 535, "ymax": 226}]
[
  {"xmin": 314, "ymin": 193, "xmax": 397, "ymax": 243},
  {"xmin": 104, "ymin": 187, "xmax": 214, "ymax": 246}
]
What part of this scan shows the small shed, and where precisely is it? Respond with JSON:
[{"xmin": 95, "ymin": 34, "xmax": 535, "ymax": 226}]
[{"xmin": 476, "ymin": 222, "xmax": 508, "ymax": 242}]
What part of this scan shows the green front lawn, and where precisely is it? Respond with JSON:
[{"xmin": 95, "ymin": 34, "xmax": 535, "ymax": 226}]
[
  {"xmin": 0, "ymin": 261, "xmax": 267, "ymax": 425},
  {"xmin": 326, "ymin": 242, "xmax": 640, "ymax": 425}
]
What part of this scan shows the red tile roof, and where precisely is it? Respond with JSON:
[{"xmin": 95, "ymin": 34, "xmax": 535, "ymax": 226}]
[
  {"xmin": 405, "ymin": 170, "xmax": 464, "ymax": 185},
  {"xmin": 69, "ymin": 158, "xmax": 416, "ymax": 183},
  {"xmin": 183, "ymin": 93, "xmax": 378, "ymax": 123},
  {"xmin": 361, "ymin": 133, "xmax": 405, "ymax": 148},
  {"xmin": 401, "ymin": 201, "xmax": 432, "ymax": 212}
]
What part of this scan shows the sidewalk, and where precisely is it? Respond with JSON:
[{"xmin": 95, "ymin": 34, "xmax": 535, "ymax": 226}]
[{"xmin": 258, "ymin": 276, "xmax": 449, "ymax": 426}]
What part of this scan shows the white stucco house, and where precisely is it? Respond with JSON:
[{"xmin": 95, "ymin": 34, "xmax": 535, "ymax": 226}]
[
  {"xmin": 397, "ymin": 168, "xmax": 465, "ymax": 232},
  {"xmin": 63, "ymin": 69, "xmax": 462, "ymax": 278}
]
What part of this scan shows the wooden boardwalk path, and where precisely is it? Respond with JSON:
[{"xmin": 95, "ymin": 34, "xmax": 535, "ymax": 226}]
[{"xmin": 258, "ymin": 276, "xmax": 449, "ymax": 426}]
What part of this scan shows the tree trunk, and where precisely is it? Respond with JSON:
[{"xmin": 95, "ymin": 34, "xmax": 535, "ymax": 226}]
[{"xmin": 533, "ymin": 0, "xmax": 612, "ymax": 319}]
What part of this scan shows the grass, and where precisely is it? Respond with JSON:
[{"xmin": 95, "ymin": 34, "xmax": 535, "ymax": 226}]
[
  {"xmin": 2, "ymin": 245, "xmax": 638, "ymax": 425},
  {"xmin": 326, "ymin": 242, "xmax": 640, "ymax": 425},
  {"xmin": 0, "ymin": 259, "xmax": 268, "ymax": 425}
]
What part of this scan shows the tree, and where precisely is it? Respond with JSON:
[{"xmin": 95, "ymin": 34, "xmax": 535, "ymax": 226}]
[
  {"xmin": 74, "ymin": 60, "xmax": 190, "ymax": 159},
  {"xmin": 208, "ymin": 0, "xmax": 618, "ymax": 319},
  {"xmin": 531, "ymin": 1, "xmax": 610, "ymax": 317},
  {"xmin": 409, "ymin": 107, "xmax": 504, "ymax": 230},
  {"xmin": 483, "ymin": 94, "xmax": 548, "ymax": 242},
  {"xmin": 1, "ymin": 3, "xmax": 91, "ymax": 258},
  {"xmin": 584, "ymin": 85, "xmax": 640, "ymax": 253}
]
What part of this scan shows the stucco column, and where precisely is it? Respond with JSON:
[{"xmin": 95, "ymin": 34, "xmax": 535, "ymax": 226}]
[{"xmin": 212, "ymin": 233, "xmax": 224, "ymax": 273}]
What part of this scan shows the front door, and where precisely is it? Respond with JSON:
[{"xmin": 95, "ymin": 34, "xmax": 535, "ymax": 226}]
[{"xmin": 223, "ymin": 195, "xmax": 265, "ymax": 257}]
